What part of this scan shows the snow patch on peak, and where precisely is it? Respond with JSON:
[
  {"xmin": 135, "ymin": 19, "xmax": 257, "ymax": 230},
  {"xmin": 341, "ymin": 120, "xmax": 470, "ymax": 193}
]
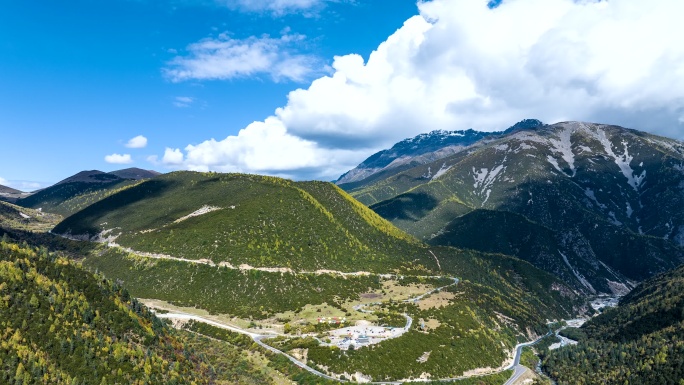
[
  {"xmin": 548, "ymin": 127, "xmax": 576, "ymax": 177},
  {"xmin": 472, "ymin": 164, "xmax": 505, "ymax": 192},
  {"xmin": 473, "ymin": 168, "xmax": 488, "ymax": 189},
  {"xmin": 578, "ymin": 145, "xmax": 592, "ymax": 154},
  {"xmin": 608, "ymin": 211, "xmax": 622, "ymax": 226},
  {"xmin": 481, "ymin": 189, "xmax": 492, "ymax": 207},
  {"xmin": 547, "ymin": 156, "xmax": 563, "ymax": 174},
  {"xmin": 472, "ymin": 163, "xmax": 506, "ymax": 204},
  {"xmin": 594, "ymin": 129, "xmax": 646, "ymax": 191}
]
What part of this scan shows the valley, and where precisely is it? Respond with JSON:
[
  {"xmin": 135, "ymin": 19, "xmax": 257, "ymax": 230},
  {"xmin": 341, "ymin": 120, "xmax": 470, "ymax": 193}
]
[
  {"xmin": 5, "ymin": 0, "xmax": 683, "ymax": 382},
  {"xmin": 2, "ymin": 121, "xmax": 683, "ymax": 384}
]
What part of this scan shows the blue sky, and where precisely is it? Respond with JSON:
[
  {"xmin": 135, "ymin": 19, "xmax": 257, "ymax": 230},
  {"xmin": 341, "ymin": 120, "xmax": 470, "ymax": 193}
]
[
  {"xmin": 1, "ymin": 0, "xmax": 418, "ymax": 189},
  {"xmin": 2, "ymin": 0, "xmax": 684, "ymax": 190}
]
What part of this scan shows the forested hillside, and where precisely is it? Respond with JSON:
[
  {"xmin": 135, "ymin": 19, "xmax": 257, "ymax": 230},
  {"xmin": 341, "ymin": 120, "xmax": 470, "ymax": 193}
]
[
  {"xmin": 46, "ymin": 170, "xmax": 586, "ymax": 380},
  {"xmin": 0, "ymin": 239, "xmax": 210, "ymax": 385},
  {"xmin": 542, "ymin": 264, "xmax": 684, "ymax": 384},
  {"xmin": 15, "ymin": 169, "xmax": 158, "ymax": 217},
  {"xmin": 54, "ymin": 172, "xmax": 422, "ymax": 272}
]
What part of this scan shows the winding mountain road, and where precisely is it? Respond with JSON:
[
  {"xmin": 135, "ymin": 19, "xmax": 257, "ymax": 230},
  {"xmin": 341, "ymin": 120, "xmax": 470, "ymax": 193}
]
[
  {"xmin": 154, "ymin": 275, "xmax": 557, "ymax": 384},
  {"xmin": 502, "ymin": 332, "xmax": 551, "ymax": 385},
  {"xmin": 121, "ymin": 240, "xmax": 560, "ymax": 385}
]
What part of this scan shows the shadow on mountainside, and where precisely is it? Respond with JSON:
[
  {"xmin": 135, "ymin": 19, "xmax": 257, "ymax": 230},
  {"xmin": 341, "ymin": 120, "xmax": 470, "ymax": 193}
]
[
  {"xmin": 370, "ymin": 192, "xmax": 439, "ymax": 221},
  {"xmin": 53, "ymin": 179, "xmax": 175, "ymax": 237}
]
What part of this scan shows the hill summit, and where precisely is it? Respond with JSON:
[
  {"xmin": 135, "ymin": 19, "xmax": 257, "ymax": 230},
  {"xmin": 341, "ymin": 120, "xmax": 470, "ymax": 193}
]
[
  {"xmin": 17, "ymin": 168, "xmax": 160, "ymax": 216},
  {"xmin": 53, "ymin": 171, "xmax": 422, "ymax": 272}
]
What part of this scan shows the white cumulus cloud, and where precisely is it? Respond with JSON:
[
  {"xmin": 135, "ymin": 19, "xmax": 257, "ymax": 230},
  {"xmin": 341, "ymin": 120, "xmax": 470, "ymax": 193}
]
[
  {"xmin": 105, "ymin": 153, "xmax": 133, "ymax": 164},
  {"xmin": 159, "ymin": 0, "xmax": 684, "ymax": 180},
  {"xmin": 125, "ymin": 135, "xmax": 148, "ymax": 149},
  {"xmin": 164, "ymin": 32, "xmax": 322, "ymax": 83},
  {"xmin": 162, "ymin": 148, "xmax": 185, "ymax": 165}
]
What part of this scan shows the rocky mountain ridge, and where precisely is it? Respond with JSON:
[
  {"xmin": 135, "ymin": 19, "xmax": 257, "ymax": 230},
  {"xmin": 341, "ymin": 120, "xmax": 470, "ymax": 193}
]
[
  {"xmin": 341, "ymin": 121, "xmax": 684, "ymax": 295},
  {"xmin": 336, "ymin": 119, "xmax": 543, "ymax": 187}
]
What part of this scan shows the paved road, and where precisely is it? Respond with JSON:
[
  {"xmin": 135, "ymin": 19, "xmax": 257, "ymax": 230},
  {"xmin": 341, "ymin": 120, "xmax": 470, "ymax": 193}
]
[
  {"xmin": 155, "ymin": 277, "xmax": 555, "ymax": 385},
  {"xmin": 503, "ymin": 365, "xmax": 528, "ymax": 385},
  {"xmin": 158, "ymin": 313, "xmax": 341, "ymax": 381},
  {"xmin": 155, "ymin": 278, "xmax": 460, "ymax": 383},
  {"xmin": 502, "ymin": 331, "xmax": 552, "ymax": 385},
  {"xmin": 253, "ymin": 335, "xmax": 340, "ymax": 381}
]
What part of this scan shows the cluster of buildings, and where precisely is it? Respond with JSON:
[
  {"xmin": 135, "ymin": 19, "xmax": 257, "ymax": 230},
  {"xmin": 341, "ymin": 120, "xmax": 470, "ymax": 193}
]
[{"xmin": 328, "ymin": 325, "xmax": 403, "ymax": 350}]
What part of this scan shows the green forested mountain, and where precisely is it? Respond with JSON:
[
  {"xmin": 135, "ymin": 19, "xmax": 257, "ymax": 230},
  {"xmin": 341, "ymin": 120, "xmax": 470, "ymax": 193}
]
[
  {"xmin": 542, "ymin": 264, "xmax": 684, "ymax": 384},
  {"xmin": 0, "ymin": 239, "xmax": 209, "ymax": 385},
  {"xmin": 108, "ymin": 168, "xmax": 161, "ymax": 180},
  {"xmin": 54, "ymin": 171, "xmax": 419, "ymax": 272},
  {"xmin": 340, "ymin": 121, "xmax": 684, "ymax": 294},
  {"xmin": 16, "ymin": 169, "xmax": 157, "ymax": 216},
  {"xmin": 47, "ymin": 170, "xmax": 583, "ymax": 381}
]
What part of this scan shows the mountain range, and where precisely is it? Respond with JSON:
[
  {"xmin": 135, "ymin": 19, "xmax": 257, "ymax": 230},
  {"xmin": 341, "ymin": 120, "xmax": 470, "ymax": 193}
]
[
  {"xmin": 4, "ymin": 120, "xmax": 684, "ymax": 383},
  {"xmin": 336, "ymin": 119, "xmax": 544, "ymax": 187},
  {"xmin": 339, "ymin": 121, "xmax": 684, "ymax": 295},
  {"xmin": 4, "ymin": 169, "xmax": 582, "ymax": 381},
  {"xmin": 0, "ymin": 184, "xmax": 21, "ymax": 194},
  {"xmin": 16, "ymin": 168, "xmax": 159, "ymax": 216}
]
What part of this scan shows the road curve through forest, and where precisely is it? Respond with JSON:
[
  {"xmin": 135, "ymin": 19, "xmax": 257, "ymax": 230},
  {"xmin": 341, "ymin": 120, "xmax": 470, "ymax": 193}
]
[
  {"xmin": 114, "ymin": 242, "xmax": 554, "ymax": 385},
  {"xmin": 154, "ymin": 275, "xmax": 557, "ymax": 384},
  {"xmin": 501, "ymin": 332, "xmax": 552, "ymax": 385}
]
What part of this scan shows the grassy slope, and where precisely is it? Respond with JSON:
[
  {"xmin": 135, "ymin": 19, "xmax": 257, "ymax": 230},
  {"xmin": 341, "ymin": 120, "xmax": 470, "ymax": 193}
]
[
  {"xmin": 83, "ymin": 247, "xmax": 383, "ymax": 319},
  {"xmin": 542, "ymin": 265, "xmax": 684, "ymax": 385}
]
